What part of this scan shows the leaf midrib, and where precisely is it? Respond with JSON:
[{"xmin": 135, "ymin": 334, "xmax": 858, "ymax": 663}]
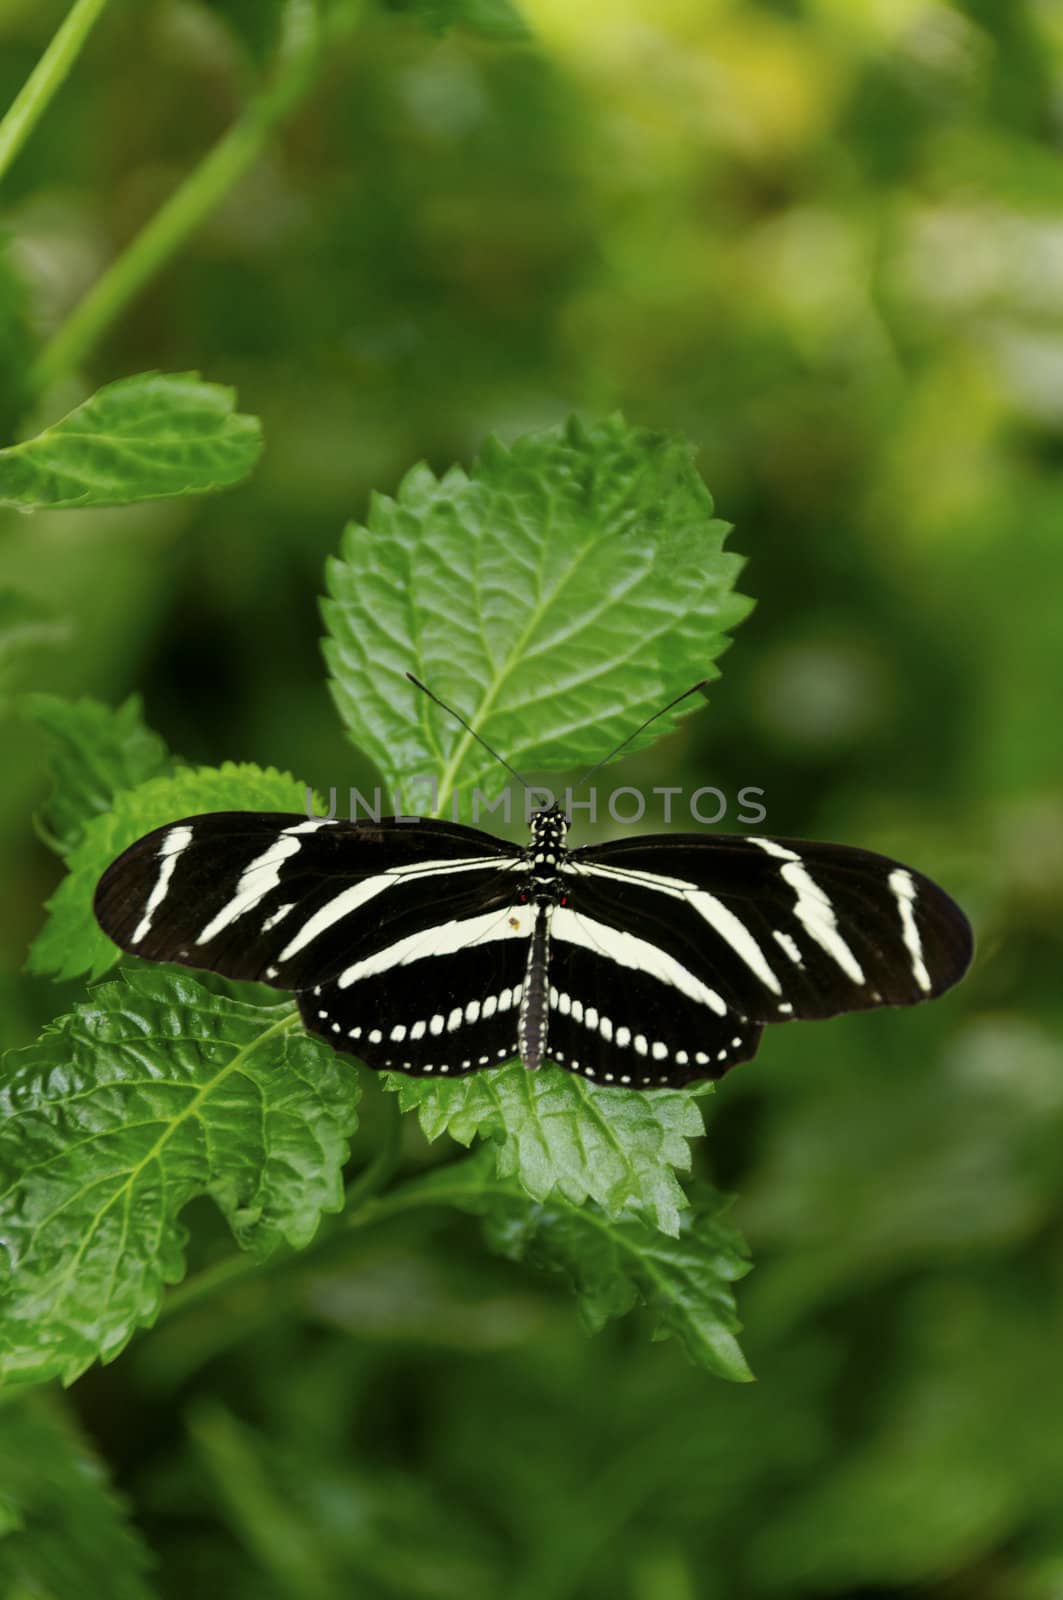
[{"xmin": 431, "ymin": 527, "xmax": 612, "ymax": 814}]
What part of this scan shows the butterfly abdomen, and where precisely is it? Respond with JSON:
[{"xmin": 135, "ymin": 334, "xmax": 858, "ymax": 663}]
[{"xmin": 515, "ymin": 806, "xmax": 570, "ymax": 1071}]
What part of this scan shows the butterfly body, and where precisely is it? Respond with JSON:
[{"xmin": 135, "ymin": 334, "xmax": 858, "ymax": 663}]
[{"xmin": 94, "ymin": 801, "xmax": 972, "ymax": 1091}]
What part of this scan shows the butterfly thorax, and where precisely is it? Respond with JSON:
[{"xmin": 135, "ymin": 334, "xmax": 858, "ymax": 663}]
[{"xmin": 525, "ymin": 805, "xmax": 569, "ymax": 904}]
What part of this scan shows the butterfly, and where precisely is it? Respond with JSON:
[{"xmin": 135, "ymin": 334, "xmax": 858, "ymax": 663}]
[{"xmin": 93, "ymin": 680, "xmax": 972, "ymax": 1091}]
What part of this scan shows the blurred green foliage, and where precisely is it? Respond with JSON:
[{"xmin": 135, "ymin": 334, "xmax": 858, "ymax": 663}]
[{"xmin": 1, "ymin": 0, "xmax": 1061, "ymax": 1596}]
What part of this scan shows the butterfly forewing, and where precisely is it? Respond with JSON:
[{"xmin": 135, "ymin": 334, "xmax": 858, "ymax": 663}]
[
  {"xmin": 564, "ymin": 833, "xmax": 973, "ymax": 1026},
  {"xmin": 94, "ymin": 812, "xmax": 523, "ymax": 990}
]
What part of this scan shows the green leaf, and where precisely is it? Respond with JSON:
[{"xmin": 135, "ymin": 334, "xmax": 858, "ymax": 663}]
[
  {"xmin": 0, "ymin": 372, "xmax": 262, "ymax": 511},
  {"xmin": 390, "ymin": 1062, "xmax": 708, "ymax": 1236},
  {"xmin": 325, "ymin": 419, "xmax": 746, "ymax": 1238},
  {"xmin": 0, "ymin": 589, "xmax": 70, "ymax": 694},
  {"xmin": 23, "ymin": 693, "xmax": 173, "ymax": 854},
  {"xmin": 28, "ymin": 762, "xmax": 313, "ymax": 983},
  {"xmin": 0, "ymin": 1393, "xmax": 157, "ymax": 1598},
  {"xmin": 0, "ymin": 968, "xmax": 360, "ymax": 1387},
  {"xmin": 385, "ymin": 0, "xmax": 531, "ymax": 40},
  {"xmin": 323, "ymin": 414, "xmax": 751, "ymax": 812},
  {"xmin": 408, "ymin": 1152, "xmax": 752, "ymax": 1380}
]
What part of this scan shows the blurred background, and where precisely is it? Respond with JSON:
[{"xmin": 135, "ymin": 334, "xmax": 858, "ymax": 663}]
[{"xmin": 2, "ymin": 0, "xmax": 1062, "ymax": 1595}]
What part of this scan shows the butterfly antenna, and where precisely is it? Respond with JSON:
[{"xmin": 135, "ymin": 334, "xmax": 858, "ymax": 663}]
[
  {"xmin": 570, "ymin": 681, "xmax": 711, "ymax": 792},
  {"xmin": 406, "ymin": 672, "xmax": 532, "ymax": 792}
]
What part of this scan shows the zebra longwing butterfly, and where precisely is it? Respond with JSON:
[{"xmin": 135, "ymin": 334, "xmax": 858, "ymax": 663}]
[{"xmin": 94, "ymin": 744, "xmax": 972, "ymax": 1091}]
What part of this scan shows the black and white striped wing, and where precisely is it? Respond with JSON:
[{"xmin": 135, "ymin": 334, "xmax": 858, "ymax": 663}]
[
  {"xmin": 301, "ymin": 928, "xmax": 530, "ymax": 1077},
  {"xmin": 560, "ymin": 833, "xmax": 972, "ymax": 1066},
  {"xmin": 94, "ymin": 812, "xmax": 525, "ymax": 996},
  {"xmin": 563, "ymin": 838, "xmax": 973, "ymax": 1011},
  {"xmin": 544, "ymin": 917, "xmax": 764, "ymax": 1088}
]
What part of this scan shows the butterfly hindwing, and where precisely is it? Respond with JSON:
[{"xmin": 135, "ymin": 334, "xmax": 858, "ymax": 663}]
[
  {"xmin": 543, "ymin": 928, "xmax": 762, "ymax": 1087},
  {"xmin": 301, "ymin": 930, "xmax": 529, "ymax": 1077}
]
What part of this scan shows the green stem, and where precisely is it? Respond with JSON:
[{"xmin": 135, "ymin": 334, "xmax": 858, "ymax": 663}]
[
  {"xmin": 28, "ymin": 0, "xmax": 329, "ymax": 395},
  {"xmin": 29, "ymin": 808, "xmax": 66, "ymax": 856},
  {"xmin": 0, "ymin": 0, "xmax": 112, "ymax": 187},
  {"xmin": 155, "ymin": 1238, "xmax": 270, "ymax": 1324},
  {"xmin": 342, "ymin": 1090, "xmax": 404, "ymax": 1211},
  {"xmin": 159, "ymin": 1161, "xmax": 495, "ymax": 1328}
]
